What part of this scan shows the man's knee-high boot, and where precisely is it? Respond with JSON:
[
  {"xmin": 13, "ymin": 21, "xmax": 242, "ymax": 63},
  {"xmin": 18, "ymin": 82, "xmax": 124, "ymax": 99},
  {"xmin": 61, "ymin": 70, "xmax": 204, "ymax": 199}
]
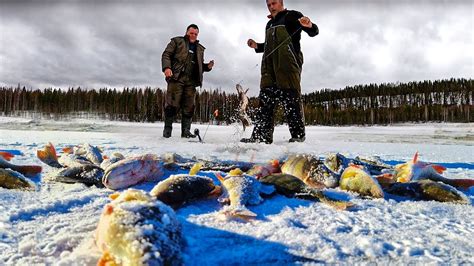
[
  {"xmin": 163, "ymin": 106, "xmax": 176, "ymax": 138},
  {"xmin": 163, "ymin": 115, "xmax": 174, "ymax": 138},
  {"xmin": 181, "ymin": 116, "xmax": 196, "ymax": 138}
]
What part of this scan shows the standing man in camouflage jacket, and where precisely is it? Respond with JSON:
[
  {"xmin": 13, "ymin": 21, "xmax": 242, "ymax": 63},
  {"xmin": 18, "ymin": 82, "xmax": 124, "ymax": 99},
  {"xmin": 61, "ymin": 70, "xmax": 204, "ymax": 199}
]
[
  {"xmin": 241, "ymin": 0, "xmax": 318, "ymax": 144},
  {"xmin": 161, "ymin": 24, "xmax": 214, "ymax": 138}
]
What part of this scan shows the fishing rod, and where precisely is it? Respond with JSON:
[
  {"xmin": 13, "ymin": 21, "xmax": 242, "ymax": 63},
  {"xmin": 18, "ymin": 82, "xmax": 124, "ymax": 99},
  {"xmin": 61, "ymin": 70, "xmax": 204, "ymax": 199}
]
[{"xmin": 195, "ymin": 109, "xmax": 218, "ymax": 143}]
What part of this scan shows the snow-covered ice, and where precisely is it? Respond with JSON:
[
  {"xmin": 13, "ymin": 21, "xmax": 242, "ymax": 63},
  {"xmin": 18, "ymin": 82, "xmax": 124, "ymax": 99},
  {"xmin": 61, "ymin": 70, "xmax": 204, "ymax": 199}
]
[{"xmin": 0, "ymin": 117, "xmax": 473, "ymax": 265}]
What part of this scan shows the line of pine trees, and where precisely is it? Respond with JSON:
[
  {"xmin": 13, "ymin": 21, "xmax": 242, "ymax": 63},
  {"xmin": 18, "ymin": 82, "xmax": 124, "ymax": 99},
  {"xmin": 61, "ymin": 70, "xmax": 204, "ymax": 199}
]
[{"xmin": 0, "ymin": 78, "xmax": 472, "ymax": 125}]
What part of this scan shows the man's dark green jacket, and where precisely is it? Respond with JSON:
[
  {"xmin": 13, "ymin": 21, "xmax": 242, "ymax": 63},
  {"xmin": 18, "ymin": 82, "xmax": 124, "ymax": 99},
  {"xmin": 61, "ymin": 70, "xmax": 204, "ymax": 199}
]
[{"xmin": 162, "ymin": 36, "xmax": 212, "ymax": 87}]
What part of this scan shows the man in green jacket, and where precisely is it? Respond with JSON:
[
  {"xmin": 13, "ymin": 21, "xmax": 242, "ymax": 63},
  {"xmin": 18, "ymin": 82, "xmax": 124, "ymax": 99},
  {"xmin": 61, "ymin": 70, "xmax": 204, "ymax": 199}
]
[
  {"xmin": 241, "ymin": 0, "xmax": 318, "ymax": 144},
  {"xmin": 161, "ymin": 24, "xmax": 214, "ymax": 138}
]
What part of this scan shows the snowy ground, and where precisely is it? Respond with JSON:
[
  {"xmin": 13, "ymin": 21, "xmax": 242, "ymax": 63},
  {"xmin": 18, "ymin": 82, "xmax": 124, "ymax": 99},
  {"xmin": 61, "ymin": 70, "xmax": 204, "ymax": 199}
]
[{"xmin": 0, "ymin": 117, "xmax": 473, "ymax": 265}]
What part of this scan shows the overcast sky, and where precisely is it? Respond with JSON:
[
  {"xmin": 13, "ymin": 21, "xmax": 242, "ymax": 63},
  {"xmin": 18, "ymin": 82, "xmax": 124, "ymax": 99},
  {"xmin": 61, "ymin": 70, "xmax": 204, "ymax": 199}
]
[{"xmin": 0, "ymin": 0, "xmax": 472, "ymax": 95}]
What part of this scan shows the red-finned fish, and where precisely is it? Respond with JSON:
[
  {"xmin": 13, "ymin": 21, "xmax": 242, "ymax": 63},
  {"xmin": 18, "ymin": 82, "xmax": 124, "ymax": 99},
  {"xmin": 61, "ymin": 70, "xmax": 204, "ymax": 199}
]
[
  {"xmin": 102, "ymin": 154, "xmax": 165, "ymax": 190},
  {"xmin": 236, "ymin": 83, "xmax": 251, "ymax": 131},
  {"xmin": 0, "ymin": 155, "xmax": 42, "ymax": 177},
  {"xmin": 246, "ymin": 159, "xmax": 281, "ymax": 179},
  {"xmin": 95, "ymin": 189, "xmax": 183, "ymax": 265},
  {"xmin": 394, "ymin": 152, "xmax": 474, "ymax": 189}
]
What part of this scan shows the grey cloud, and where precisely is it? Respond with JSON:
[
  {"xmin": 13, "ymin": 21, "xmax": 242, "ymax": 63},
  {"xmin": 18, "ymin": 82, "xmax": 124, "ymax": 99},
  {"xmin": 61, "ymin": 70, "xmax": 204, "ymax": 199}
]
[{"xmin": 0, "ymin": 0, "xmax": 472, "ymax": 94}]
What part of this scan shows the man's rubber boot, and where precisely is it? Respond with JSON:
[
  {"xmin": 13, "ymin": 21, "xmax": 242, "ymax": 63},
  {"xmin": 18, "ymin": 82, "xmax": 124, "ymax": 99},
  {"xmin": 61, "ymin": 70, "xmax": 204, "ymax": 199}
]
[
  {"xmin": 181, "ymin": 117, "xmax": 196, "ymax": 138},
  {"xmin": 289, "ymin": 136, "xmax": 305, "ymax": 143},
  {"xmin": 163, "ymin": 116, "xmax": 173, "ymax": 138},
  {"xmin": 240, "ymin": 133, "xmax": 272, "ymax": 144}
]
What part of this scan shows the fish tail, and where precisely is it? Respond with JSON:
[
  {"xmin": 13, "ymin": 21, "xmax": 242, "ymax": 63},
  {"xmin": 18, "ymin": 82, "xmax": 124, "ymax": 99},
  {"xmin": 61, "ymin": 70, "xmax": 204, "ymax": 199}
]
[
  {"xmin": 445, "ymin": 179, "xmax": 474, "ymax": 189},
  {"xmin": 0, "ymin": 151, "xmax": 14, "ymax": 161},
  {"xmin": 432, "ymin": 164, "xmax": 447, "ymax": 174},
  {"xmin": 37, "ymin": 142, "xmax": 59, "ymax": 167},
  {"xmin": 310, "ymin": 190, "xmax": 355, "ymax": 210},
  {"xmin": 413, "ymin": 151, "xmax": 419, "ymax": 163},
  {"xmin": 222, "ymin": 207, "xmax": 257, "ymax": 220},
  {"xmin": 215, "ymin": 172, "xmax": 225, "ymax": 183},
  {"xmin": 371, "ymin": 186, "xmax": 385, "ymax": 198},
  {"xmin": 16, "ymin": 165, "xmax": 42, "ymax": 176},
  {"xmin": 97, "ymin": 251, "xmax": 115, "ymax": 266}
]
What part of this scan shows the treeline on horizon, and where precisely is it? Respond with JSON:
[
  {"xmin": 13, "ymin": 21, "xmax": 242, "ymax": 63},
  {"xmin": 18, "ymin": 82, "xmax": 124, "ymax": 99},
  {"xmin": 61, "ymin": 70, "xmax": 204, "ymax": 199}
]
[{"xmin": 0, "ymin": 78, "xmax": 472, "ymax": 125}]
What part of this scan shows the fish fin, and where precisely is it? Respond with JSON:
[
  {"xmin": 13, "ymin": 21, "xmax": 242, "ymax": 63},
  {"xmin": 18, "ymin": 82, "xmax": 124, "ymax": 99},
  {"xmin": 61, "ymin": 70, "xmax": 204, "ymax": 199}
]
[
  {"xmin": 446, "ymin": 179, "xmax": 474, "ymax": 190},
  {"xmin": 0, "ymin": 151, "xmax": 14, "ymax": 161},
  {"xmin": 413, "ymin": 151, "xmax": 419, "ymax": 163},
  {"xmin": 215, "ymin": 173, "xmax": 225, "ymax": 183},
  {"xmin": 109, "ymin": 192, "xmax": 120, "ymax": 200},
  {"xmin": 189, "ymin": 162, "xmax": 203, "ymax": 175},
  {"xmin": 104, "ymin": 205, "xmax": 114, "ymax": 215},
  {"xmin": 270, "ymin": 159, "xmax": 280, "ymax": 168},
  {"xmin": 376, "ymin": 173, "xmax": 393, "ymax": 179},
  {"xmin": 376, "ymin": 173, "xmax": 394, "ymax": 182},
  {"xmin": 432, "ymin": 164, "xmax": 446, "ymax": 174},
  {"xmin": 376, "ymin": 173, "xmax": 395, "ymax": 189},
  {"xmin": 62, "ymin": 146, "xmax": 73, "ymax": 154},
  {"xmin": 208, "ymin": 185, "xmax": 222, "ymax": 197},
  {"xmin": 223, "ymin": 207, "xmax": 257, "ymax": 220},
  {"xmin": 37, "ymin": 142, "xmax": 59, "ymax": 165},
  {"xmin": 310, "ymin": 190, "xmax": 356, "ymax": 211},
  {"xmin": 371, "ymin": 186, "xmax": 385, "ymax": 198},
  {"xmin": 15, "ymin": 165, "xmax": 42, "ymax": 176},
  {"xmin": 97, "ymin": 251, "xmax": 117, "ymax": 266}
]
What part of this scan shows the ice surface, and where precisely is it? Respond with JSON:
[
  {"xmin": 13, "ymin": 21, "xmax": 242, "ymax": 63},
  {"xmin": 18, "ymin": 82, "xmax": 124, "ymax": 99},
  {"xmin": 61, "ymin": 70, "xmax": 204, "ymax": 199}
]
[{"xmin": 0, "ymin": 117, "xmax": 473, "ymax": 264}]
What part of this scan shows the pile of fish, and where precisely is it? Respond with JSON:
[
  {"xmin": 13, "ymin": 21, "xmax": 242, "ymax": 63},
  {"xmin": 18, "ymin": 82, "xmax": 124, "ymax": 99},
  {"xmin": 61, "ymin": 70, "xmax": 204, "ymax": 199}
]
[
  {"xmin": 2, "ymin": 143, "xmax": 473, "ymax": 265},
  {"xmin": 36, "ymin": 142, "xmax": 166, "ymax": 190},
  {"xmin": 1, "ymin": 143, "xmax": 472, "ymax": 206}
]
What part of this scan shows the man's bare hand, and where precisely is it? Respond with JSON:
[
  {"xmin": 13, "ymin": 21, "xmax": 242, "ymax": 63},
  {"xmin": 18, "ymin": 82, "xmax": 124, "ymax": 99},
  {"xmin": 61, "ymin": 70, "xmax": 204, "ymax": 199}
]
[
  {"xmin": 164, "ymin": 68, "xmax": 173, "ymax": 78},
  {"xmin": 247, "ymin": 39, "xmax": 257, "ymax": 49},
  {"xmin": 298, "ymin": 16, "xmax": 312, "ymax": 28},
  {"xmin": 208, "ymin": 60, "xmax": 215, "ymax": 69}
]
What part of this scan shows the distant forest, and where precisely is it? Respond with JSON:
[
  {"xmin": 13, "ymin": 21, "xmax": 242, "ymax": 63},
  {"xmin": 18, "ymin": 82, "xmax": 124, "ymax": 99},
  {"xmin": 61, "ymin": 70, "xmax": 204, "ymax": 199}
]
[{"xmin": 0, "ymin": 78, "xmax": 472, "ymax": 125}]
